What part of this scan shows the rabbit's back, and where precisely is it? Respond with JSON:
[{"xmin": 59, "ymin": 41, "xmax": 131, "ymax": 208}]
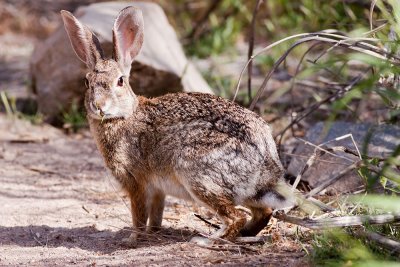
[
  {"xmin": 143, "ymin": 93, "xmax": 274, "ymax": 149},
  {"xmin": 96, "ymin": 93, "xmax": 284, "ymax": 205}
]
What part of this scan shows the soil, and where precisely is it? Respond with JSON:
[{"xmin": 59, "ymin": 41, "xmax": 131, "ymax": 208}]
[{"xmin": 0, "ymin": 115, "xmax": 309, "ymax": 266}]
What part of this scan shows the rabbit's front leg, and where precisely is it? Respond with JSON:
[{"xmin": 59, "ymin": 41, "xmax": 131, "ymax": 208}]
[
  {"xmin": 148, "ymin": 190, "xmax": 165, "ymax": 232},
  {"xmin": 122, "ymin": 183, "xmax": 149, "ymax": 247}
]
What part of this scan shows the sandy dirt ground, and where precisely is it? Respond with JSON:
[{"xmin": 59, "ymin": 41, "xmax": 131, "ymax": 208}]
[{"xmin": 0, "ymin": 115, "xmax": 309, "ymax": 266}]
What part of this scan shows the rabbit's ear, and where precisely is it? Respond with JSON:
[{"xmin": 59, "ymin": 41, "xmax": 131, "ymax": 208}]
[
  {"xmin": 60, "ymin": 10, "xmax": 104, "ymax": 70},
  {"xmin": 112, "ymin": 7, "xmax": 144, "ymax": 76}
]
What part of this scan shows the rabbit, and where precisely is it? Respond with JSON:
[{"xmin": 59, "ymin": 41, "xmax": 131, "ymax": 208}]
[{"xmin": 60, "ymin": 6, "xmax": 297, "ymax": 247}]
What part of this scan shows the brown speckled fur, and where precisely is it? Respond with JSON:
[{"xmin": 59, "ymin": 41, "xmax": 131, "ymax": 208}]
[{"xmin": 61, "ymin": 7, "xmax": 290, "ymax": 246}]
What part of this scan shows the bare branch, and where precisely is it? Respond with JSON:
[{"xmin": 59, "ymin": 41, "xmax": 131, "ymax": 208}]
[
  {"xmin": 274, "ymin": 212, "xmax": 400, "ymax": 229},
  {"xmin": 194, "ymin": 213, "xmax": 220, "ymax": 229},
  {"xmin": 354, "ymin": 229, "xmax": 400, "ymax": 255},
  {"xmin": 247, "ymin": 0, "xmax": 264, "ymax": 104}
]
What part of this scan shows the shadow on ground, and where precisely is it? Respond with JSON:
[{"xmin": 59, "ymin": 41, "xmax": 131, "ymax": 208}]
[{"xmin": 0, "ymin": 224, "xmax": 196, "ymax": 254}]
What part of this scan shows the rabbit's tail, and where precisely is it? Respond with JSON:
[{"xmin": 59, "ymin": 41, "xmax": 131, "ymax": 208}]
[{"xmin": 261, "ymin": 180, "xmax": 321, "ymax": 214}]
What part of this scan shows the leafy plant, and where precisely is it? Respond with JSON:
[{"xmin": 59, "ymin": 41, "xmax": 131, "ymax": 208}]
[
  {"xmin": 61, "ymin": 100, "xmax": 87, "ymax": 133},
  {"xmin": 183, "ymin": 0, "xmax": 250, "ymax": 58},
  {"xmin": 0, "ymin": 91, "xmax": 43, "ymax": 124},
  {"xmin": 311, "ymin": 229, "xmax": 376, "ymax": 267}
]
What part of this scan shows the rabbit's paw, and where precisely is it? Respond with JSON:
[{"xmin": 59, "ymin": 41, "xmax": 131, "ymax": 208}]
[
  {"xmin": 121, "ymin": 233, "xmax": 138, "ymax": 248},
  {"xmin": 190, "ymin": 236, "xmax": 213, "ymax": 246}
]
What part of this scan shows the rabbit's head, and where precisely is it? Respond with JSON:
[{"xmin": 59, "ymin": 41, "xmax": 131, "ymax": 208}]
[{"xmin": 60, "ymin": 7, "xmax": 144, "ymax": 120}]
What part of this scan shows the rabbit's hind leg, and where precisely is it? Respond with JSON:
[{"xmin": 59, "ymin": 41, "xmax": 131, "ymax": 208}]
[
  {"xmin": 240, "ymin": 207, "xmax": 272, "ymax": 237},
  {"xmin": 190, "ymin": 193, "xmax": 246, "ymax": 245}
]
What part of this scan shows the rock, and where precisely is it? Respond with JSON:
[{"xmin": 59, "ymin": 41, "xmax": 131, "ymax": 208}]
[
  {"xmin": 30, "ymin": 1, "xmax": 213, "ymax": 120},
  {"xmin": 287, "ymin": 122, "xmax": 400, "ymax": 194}
]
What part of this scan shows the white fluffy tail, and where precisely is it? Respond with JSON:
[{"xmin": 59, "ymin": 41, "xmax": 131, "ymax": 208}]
[{"xmin": 261, "ymin": 180, "xmax": 321, "ymax": 214}]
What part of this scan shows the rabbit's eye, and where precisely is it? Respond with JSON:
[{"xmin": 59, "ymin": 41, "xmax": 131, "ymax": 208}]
[
  {"xmin": 84, "ymin": 78, "xmax": 89, "ymax": 88},
  {"xmin": 117, "ymin": 76, "xmax": 124, "ymax": 87}
]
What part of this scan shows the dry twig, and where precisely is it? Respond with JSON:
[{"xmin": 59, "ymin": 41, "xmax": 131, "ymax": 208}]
[
  {"xmin": 194, "ymin": 213, "xmax": 220, "ymax": 229},
  {"xmin": 353, "ymin": 228, "xmax": 400, "ymax": 255},
  {"xmin": 236, "ymin": 235, "xmax": 271, "ymax": 244},
  {"xmin": 275, "ymin": 212, "xmax": 400, "ymax": 229},
  {"xmin": 247, "ymin": 0, "xmax": 264, "ymax": 103}
]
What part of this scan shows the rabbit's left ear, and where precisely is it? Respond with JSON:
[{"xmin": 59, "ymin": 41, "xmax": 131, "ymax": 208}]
[
  {"xmin": 112, "ymin": 7, "xmax": 144, "ymax": 76},
  {"xmin": 60, "ymin": 10, "xmax": 104, "ymax": 70}
]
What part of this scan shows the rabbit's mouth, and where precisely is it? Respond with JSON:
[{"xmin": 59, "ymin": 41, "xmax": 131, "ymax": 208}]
[
  {"xmin": 89, "ymin": 101, "xmax": 121, "ymax": 121},
  {"xmin": 88, "ymin": 110, "xmax": 123, "ymax": 121}
]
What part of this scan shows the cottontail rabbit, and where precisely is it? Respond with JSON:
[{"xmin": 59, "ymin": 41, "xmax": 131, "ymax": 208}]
[{"xmin": 61, "ymin": 6, "xmax": 296, "ymax": 246}]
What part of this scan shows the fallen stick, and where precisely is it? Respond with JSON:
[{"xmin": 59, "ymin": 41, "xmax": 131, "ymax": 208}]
[
  {"xmin": 308, "ymin": 197, "xmax": 335, "ymax": 212},
  {"xmin": 191, "ymin": 242, "xmax": 258, "ymax": 253},
  {"xmin": 353, "ymin": 229, "xmax": 400, "ymax": 255},
  {"xmin": 274, "ymin": 212, "xmax": 400, "ymax": 229},
  {"xmin": 194, "ymin": 213, "xmax": 221, "ymax": 229},
  {"xmin": 236, "ymin": 235, "xmax": 271, "ymax": 244}
]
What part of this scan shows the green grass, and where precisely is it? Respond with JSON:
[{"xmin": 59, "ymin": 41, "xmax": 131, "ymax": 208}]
[
  {"xmin": 184, "ymin": 0, "xmax": 250, "ymax": 58},
  {"xmin": 311, "ymin": 225, "xmax": 400, "ymax": 266},
  {"xmin": 61, "ymin": 100, "xmax": 87, "ymax": 133},
  {"xmin": 0, "ymin": 91, "xmax": 43, "ymax": 124},
  {"xmin": 311, "ymin": 230, "xmax": 375, "ymax": 267}
]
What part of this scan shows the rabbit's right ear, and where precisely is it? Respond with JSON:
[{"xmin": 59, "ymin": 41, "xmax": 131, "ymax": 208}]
[{"xmin": 60, "ymin": 10, "xmax": 104, "ymax": 70}]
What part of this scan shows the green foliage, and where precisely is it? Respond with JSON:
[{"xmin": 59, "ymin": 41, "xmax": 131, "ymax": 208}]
[
  {"xmin": 61, "ymin": 100, "xmax": 87, "ymax": 133},
  {"xmin": 260, "ymin": 0, "xmax": 368, "ymax": 59},
  {"xmin": 186, "ymin": 14, "xmax": 242, "ymax": 58},
  {"xmin": 185, "ymin": 0, "xmax": 250, "ymax": 58},
  {"xmin": 311, "ymin": 230, "xmax": 375, "ymax": 267},
  {"xmin": 264, "ymin": 0, "xmax": 366, "ymax": 33},
  {"xmin": 203, "ymin": 71, "xmax": 235, "ymax": 98},
  {"xmin": 311, "ymin": 225, "xmax": 400, "ymax": 266},
  {"xmin": 352, "ymin": 194, "xmax": 400, "ymax": 213},
  {"xmin": 180, "ymin": 0, "xmax": 369, "ymax": 59},
  {"xmin": 0, "ymin": 91, "xmax": 14, "ymax": 117},
  {"xmin": 358, "ymin": 156, "xmax": 400, "ymax": 194},
  {"xmin": 255, "ymin": 54, "xmax": 276, "ymax": 73},
  {"xmin": 302, "ymin": 2, "xmax": 400, "ymax": 262},
  {"xmin": 0, "ymin": 91, "xmax": 43, "ymax": 124}
]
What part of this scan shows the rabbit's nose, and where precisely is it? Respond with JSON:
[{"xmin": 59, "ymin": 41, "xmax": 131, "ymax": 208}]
[{"xmin": 93, "ymin": 99, "xmax": 110, "ymax": 116}]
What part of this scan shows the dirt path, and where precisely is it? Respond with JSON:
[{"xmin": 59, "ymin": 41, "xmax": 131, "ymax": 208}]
[{"xmin": 0, "ymin": 115, "xmax": 308, "ymax": 266}]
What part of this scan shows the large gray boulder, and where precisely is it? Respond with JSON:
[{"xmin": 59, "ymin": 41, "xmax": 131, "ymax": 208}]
[
  {"xmin": 30, "ymin": 1, "xmax": 213, "ymax": 120},
  {"xmin": 287, "ymin": 122, "xmax": 400, "ymax": 194}
]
